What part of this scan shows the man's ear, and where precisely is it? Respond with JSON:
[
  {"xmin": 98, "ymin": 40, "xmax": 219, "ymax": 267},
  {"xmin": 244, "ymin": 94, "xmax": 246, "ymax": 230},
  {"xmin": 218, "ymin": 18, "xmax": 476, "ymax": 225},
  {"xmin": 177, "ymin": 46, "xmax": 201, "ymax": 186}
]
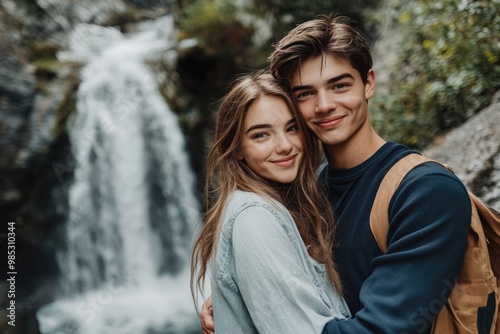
[{"xmin": 365, "ymin": 69, "xmax": 375, "ymax": 99}]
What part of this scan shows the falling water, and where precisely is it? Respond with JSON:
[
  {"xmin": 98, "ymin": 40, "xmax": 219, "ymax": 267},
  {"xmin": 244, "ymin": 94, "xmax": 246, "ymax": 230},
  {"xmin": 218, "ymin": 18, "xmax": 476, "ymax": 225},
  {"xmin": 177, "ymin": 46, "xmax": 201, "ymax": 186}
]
[{"xmin": 36, "ymin": 15, "xmax": 201, "ymax": 334}]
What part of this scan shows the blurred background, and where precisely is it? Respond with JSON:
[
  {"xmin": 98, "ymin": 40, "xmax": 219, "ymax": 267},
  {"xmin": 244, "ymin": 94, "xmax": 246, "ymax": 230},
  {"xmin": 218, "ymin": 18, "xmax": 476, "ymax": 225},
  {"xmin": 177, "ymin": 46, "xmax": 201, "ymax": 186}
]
[{"xmin": 0, "ymin": 0, "xmax": 498, "ymax": 333}]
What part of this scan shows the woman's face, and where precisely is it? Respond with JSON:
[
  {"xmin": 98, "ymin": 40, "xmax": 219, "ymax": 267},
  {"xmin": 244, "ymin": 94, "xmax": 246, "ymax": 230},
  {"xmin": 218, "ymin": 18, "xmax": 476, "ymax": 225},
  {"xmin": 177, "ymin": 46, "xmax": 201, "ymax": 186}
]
[{"xmin": 237, "ymin": 95, "xmax": 304, "ymax": 184}]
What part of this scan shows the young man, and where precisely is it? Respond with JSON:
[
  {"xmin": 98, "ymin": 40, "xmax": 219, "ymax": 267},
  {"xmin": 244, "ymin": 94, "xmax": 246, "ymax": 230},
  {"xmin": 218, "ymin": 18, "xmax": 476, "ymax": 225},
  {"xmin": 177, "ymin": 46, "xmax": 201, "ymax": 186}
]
[{"xmin": 201, "ymin": 15, "xmax": 471, "ymax": 333}]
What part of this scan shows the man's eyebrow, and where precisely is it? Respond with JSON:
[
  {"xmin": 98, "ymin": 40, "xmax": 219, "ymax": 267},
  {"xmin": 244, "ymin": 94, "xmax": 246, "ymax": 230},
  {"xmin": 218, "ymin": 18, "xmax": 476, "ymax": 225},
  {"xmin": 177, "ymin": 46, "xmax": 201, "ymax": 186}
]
[
  {"xmin": 291, "ymin": 84, "xmax": 311, "ymax": 93},
  {"xmin": 326, "ymin": 73, "xmax": 354, "ymax": 85},
  {"xmin": 291, "ymin": 73, "xmax": 355, "ymax": 92}
]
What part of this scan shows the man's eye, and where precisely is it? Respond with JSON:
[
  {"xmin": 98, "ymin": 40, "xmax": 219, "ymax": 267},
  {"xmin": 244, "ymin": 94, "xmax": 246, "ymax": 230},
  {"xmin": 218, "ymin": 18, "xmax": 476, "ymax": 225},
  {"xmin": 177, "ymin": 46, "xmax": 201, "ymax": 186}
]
[
  {"xmin": 287, "ymin": 125, "xmax": 299, "ymax": 132},
  {"xmin": 334, "ymin": 83, "xmax": 348, "ymax": 90},
  {"xmin": 296, "ymin": 91, "xmax": 312, "ymax": 99}
]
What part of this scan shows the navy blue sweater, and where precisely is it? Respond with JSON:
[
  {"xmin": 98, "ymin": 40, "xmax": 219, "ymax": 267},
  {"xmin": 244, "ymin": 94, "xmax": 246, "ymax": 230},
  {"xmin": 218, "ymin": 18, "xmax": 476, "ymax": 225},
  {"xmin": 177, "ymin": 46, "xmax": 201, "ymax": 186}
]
[{"xmin": 320, "ymin": 142, "xmax": 471, "ymax": 333}]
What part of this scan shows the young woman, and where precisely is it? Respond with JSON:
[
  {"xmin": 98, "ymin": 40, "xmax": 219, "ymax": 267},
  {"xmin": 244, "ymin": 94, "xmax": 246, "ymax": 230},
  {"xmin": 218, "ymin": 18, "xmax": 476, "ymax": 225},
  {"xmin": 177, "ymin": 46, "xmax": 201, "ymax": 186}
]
[{"xmin": 190, "ymin": 70, "xmax": 350, "ymax": 333}]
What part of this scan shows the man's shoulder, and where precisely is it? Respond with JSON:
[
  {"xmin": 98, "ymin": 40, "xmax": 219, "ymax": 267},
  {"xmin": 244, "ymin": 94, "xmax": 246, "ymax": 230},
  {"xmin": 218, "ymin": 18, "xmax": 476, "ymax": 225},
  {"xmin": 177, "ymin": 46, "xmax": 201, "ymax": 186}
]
[
  {"xmin": 378, "ymin": 143, "xmax": 463, "ymax": 183},
  {"xmin": 401, "ymin": 157, "xmax": 466, "ymax": 188},
  {"xmin": 391, "ymin": 157, "xmax": 471, "ymax": 215},
  {"xmin": 380, "ymin": 152, "xmax": 471, "ymax": 224}
]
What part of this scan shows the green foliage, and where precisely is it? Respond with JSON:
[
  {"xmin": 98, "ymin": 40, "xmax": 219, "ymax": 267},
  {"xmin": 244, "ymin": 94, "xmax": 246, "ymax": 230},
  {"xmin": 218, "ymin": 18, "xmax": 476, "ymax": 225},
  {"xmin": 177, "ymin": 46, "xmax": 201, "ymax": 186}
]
[
  {"xmin": 178, "ymin": 0, "xmax": 254, "ymax": 59},
  {"xmin": 246, "ymin": 0, "xmax": 379, "ymax": 42},
  {"xmin": 175, "ymin": 0, "xmax": 259, "ymax": 107},
  {"xmin": 373, "ymin": 0, "xmax": 500, "ymax": 149},
  {"xmin": 176, "ymin": 0, "xmax": 380, "ymax": 73}
]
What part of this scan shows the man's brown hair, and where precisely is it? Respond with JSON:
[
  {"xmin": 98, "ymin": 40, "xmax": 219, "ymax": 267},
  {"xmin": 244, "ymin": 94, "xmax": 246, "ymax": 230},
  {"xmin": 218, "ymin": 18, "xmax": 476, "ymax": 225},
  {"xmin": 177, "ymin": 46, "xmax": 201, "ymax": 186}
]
[{"xmin": 269, "ymin": 15, "xmax": 373, "ymax": 87}]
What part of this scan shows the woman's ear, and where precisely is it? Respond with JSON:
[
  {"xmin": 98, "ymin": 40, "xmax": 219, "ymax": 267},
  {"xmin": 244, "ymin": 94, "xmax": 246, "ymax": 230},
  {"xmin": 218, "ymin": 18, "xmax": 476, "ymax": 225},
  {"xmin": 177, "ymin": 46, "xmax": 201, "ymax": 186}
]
[{"xmin": 234, "ymin": 147, "xmax": 244, "ymax": 161}]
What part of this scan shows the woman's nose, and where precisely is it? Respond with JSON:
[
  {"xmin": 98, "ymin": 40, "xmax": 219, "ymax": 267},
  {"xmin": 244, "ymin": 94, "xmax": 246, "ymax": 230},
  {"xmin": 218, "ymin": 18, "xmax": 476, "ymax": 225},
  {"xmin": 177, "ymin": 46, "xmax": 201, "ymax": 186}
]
[{"xmin": 275, "ymin": 134, "xmax": 293, "ymax": 154}]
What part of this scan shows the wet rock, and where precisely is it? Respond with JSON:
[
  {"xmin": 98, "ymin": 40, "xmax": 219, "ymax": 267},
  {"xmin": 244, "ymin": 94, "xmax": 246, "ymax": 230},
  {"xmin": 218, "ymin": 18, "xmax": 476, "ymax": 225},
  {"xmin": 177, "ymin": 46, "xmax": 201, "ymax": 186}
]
[{"xmin": 424, "ymin": 97, "xmax": 500, "ymax": 209}]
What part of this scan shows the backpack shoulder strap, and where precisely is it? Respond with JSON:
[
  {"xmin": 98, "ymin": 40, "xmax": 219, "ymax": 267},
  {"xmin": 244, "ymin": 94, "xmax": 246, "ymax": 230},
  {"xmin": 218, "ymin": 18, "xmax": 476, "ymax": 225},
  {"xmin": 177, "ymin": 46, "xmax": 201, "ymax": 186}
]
[
  {"xmin": 369, "ymin": 153, "xmax": 449, "ymax": 253},
  {"xmin": 469, "ymin": 192, "xmax": 500, "ymax": 245}
]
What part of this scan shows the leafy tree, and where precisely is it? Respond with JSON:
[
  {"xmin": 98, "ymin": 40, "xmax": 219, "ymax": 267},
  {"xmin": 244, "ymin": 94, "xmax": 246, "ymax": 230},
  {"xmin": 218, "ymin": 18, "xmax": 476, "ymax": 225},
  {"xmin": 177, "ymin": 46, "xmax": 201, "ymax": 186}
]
[
  {"xmin": 176, "ymin": 0, "xmax": 380, "ymax": 71},
  {"xmin": 372, "ymin": 0, "xmax": 500, "ymax": 149},
  {"xmin": 245, "ymin": 0, "xmax": 379, "ymax": 47}
]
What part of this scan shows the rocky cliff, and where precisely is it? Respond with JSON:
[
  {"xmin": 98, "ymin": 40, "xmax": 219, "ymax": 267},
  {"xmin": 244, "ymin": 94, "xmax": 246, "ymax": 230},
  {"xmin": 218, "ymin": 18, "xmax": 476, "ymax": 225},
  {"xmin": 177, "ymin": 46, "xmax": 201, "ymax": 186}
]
[{"xmin": 424, "ymin": 94, "xmax": 500, "ymax": 209}]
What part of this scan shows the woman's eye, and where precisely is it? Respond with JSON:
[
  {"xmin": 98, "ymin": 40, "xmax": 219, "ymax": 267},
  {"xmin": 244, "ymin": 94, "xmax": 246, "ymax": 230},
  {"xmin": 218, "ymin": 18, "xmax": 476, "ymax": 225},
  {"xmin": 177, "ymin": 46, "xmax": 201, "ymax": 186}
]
[{"xmin": 251, "ymin": 132, "xmax": 266, "ymax": 139}]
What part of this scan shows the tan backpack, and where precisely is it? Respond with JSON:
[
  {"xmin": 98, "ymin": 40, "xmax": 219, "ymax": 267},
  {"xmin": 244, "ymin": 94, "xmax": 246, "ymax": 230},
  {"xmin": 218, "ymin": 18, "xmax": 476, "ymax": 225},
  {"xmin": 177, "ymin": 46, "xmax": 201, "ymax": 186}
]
[{"xmin": 370, "ymin": 153, "xmax": 500, "ymax": 333}]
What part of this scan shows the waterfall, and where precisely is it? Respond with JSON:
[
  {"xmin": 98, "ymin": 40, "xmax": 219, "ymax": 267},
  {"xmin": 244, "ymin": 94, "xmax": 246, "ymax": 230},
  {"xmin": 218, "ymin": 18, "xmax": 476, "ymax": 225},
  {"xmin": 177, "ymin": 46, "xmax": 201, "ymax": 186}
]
[{"xmin": 36, "ymin": 15, "xmax": 201, "ymax": 334}]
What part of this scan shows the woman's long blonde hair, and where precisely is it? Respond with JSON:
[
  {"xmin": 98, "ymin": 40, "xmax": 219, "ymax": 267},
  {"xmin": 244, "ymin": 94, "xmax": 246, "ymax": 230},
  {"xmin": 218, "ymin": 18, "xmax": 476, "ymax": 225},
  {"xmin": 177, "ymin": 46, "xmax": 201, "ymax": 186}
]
[{"xmin": 190, "ymin": 70, "xmax": 342, "ymax": 311}]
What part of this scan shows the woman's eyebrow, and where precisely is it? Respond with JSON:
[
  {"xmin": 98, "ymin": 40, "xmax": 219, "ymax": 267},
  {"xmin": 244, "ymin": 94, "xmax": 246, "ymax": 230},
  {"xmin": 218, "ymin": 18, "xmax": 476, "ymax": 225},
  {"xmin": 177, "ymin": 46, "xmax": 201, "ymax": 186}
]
[
  {"xmin": 245, "ymin": 123, "xmax": 271, "ymax": 134},
  {"xmin": 245, "ymin": 118, "xmax": 295, "ymax": 134}
]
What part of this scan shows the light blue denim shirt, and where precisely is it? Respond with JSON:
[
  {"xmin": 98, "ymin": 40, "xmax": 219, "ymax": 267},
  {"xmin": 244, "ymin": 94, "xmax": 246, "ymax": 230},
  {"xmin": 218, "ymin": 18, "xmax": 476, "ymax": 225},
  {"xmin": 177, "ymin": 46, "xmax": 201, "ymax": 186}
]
[{"xmin": 211, "ymin": 190, "xmax": 350, "ymax": 333}]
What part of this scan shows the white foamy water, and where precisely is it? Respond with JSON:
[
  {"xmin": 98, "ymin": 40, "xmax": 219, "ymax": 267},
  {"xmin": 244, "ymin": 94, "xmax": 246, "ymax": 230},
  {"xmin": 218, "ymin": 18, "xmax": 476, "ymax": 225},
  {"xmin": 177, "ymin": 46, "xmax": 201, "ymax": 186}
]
[
  {"xmin": 37, "ymin": 272, "xmax": 200, "ymax": 334},
  {"xmin": 37, "ymin": 15, "xmax": 203, "ymax": 334}
]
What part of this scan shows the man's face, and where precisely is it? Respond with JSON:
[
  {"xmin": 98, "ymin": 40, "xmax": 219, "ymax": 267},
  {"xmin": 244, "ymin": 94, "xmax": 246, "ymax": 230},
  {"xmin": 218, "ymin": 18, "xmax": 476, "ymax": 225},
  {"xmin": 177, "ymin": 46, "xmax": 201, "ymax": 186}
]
[{"xmin": 290, "ymin": 55, "xmax": 375, "ymax": 147}]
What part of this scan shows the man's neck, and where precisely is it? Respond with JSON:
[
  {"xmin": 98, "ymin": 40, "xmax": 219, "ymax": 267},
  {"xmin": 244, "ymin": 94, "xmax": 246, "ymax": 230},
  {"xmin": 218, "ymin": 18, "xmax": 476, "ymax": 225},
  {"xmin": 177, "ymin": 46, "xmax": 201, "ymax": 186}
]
[{"xmin": 324, "ymin": 129, "xmax": 386, "ymax": 170}]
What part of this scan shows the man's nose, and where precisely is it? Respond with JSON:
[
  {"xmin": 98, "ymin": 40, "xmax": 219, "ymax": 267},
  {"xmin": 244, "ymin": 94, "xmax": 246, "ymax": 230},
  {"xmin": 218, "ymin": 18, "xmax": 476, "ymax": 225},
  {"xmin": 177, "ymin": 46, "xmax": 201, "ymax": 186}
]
[{"xmin": 316, "ymin": 91, "xmax": 336, "ymax": 113}]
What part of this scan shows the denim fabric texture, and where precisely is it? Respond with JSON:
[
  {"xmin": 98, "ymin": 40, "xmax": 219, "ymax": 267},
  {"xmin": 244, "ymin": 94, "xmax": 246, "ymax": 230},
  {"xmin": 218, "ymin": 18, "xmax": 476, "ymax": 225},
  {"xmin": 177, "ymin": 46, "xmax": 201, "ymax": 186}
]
[{"xmin": 211, "ymin": 190, "xmax": 350, "ymax": 333}]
